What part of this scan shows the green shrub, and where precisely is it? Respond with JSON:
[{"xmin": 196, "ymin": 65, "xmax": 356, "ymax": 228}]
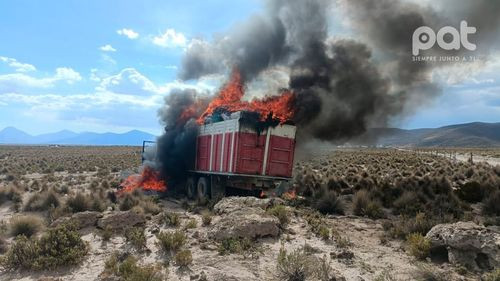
[
  {"xmin": 484, "ymin": 268, "xmax": 500, "ymax": 281},
  {"xmin": 353, "ymin": 189, "xmax": 370, "ymax": 216},
  {"xmin": 184, "ymin": 218, "xmax": 197, "ymax": 229},
  {"xmin": 455, "ymin": 181, "xmax": 484, "ymax": 203},
  {"xmin": 312, "ymin": 188, "xmax": 345, "ymax": 215},
  {"xmin": 386, "ymin": 213, "xmax": 437, "ymax": 239},
  {"xmin": 318, "ymin": 226, "xmax": 330, "ymax": 241},
  {"xmin": 2, "ymin": 223, "xmax": 88, "ymax": 270},
  {"xmin": 66, "ymin": 192, "xmax": 92, "ymax": 213},
  {"xmin": 406, "ymin": 233, "xmax": 430, "ymax": 260},
  {"xmin": 217, "ymin": 237, "xmax": 255, "ymax": 255},
  {"xmin": 119, "ymin": 193, "xmax": 140, "ymax": 211},
  {"xmin": 125, "ymin": 227, "xmax": 147, "ymax": 251},
  {"xmin": 0, "ymin": 236, "xmax": 7, "ymax": 254},
  {"xmin": 0, "ymin": 186, "xmax": 22, "ymax": 206},
  {"xmin": 103, "ymin": 254, "xmax": 164, "ymax": 281},
  {"xmin": 101, "ymin": 226, "xmax": 113, "ymax": 242},
  {"xmin": 9, "ymin": 215, "xmax": 44, "ymax": 238},
  {"xmin": 24, "ymin": 189, "xmax": 61, "ymax": 211},
  {"xmin": 201, "ymin": 211, "xmax": 212, "ymax": 226},
  {"xmin": 162, "ymin": 212, "xmax": 181, "ymax": 227},
  {"xmin": 175, "ymin": 249, "xmax": 193, "ymax": 267},
  {"xmin": 156, "ymin": 230, "xmax": 186, "ymax": 254},
  {"xmin": 483, "ymin": 190, "xmax": 500, "ymax": 216},
  {"xmin": 139, "ymin": 200, "xmax": 162, "ymax": 215},
  {"xmin": 276, "ymin": 246, "xmax": 315, "ymax": 281},
  {"xmin": 267, "ymin": 205, "xmax": 290, "ymax": 228}
]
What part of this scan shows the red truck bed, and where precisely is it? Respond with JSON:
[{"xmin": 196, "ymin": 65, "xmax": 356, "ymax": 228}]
[{"xmin": 195, "ymin": 111, "xmax": 296, "ymax": 178}]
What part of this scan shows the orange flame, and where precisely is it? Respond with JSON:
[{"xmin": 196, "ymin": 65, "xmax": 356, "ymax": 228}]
[
  {"xmin": 282, "ymin": 189, "xmax": 296, "ymax": 200},
  {"xmin": 118, "ymin": 166, "xmax": 167, "ymax": 194},
  {"xmin": 192, "ymin": 69, "xmax": 295, "ymax": 124}
]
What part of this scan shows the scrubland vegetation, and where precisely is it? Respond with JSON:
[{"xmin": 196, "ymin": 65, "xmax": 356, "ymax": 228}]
[{"xmin": 0, "ymin": 146, "xmax": 498, "ymax": 281}]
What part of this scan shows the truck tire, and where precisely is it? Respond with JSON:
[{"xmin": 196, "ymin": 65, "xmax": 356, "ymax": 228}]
[
  {"xmin": 186, "ymin": 177, "xmax": 196, "ymax": 199},
  {"xmin": 197, "ymin": 177, "xmax": 210, "ymax": 201}
]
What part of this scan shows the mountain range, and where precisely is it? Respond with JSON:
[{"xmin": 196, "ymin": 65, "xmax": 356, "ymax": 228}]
[
  {"xmin": 0, "ymin": 127, "xmax": 156, "ymax": 146},
  {"xmin": 1, "ymin": 121, "xmax": 499, "ymax": 146},
  {"xmin": 355, "ymin": 122, "xmax": 500, "ymax": 147}
]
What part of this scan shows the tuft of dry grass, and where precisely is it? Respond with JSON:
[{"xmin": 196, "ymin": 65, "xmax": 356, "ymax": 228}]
[{"xmin": 9, "ymin": 215, "xmax": 44, "ymax": 238}]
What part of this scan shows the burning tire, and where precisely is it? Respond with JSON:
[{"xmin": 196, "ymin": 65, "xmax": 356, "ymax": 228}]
[
  {"xmin": 197, "ymin": 177, "xmax": 210, "ymax": 200},
  {"xmin": 186, "ymin": 177, "xmax": 196, "ymax": 199}
]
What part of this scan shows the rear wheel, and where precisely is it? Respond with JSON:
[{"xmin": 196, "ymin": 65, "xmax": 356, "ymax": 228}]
[
  {"xmin": 197, "ymin": 177, "xmax": 210, "ymax": 201},
  {"xmin": 186, "ymin": 177, "xmax": 196, "ymax": 199}
]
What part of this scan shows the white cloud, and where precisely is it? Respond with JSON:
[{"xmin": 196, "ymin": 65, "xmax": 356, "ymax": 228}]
[
  {"xmin": 152, "ymin": 29, "xmax": 187, "ymax": 48},
  {"xmin": 0, "ymin": 67, "xmax": 82, "ymax": 93},
  {"xmin": 54, "ymin": 67, "xmax": 82, "ymax": 84},
  {"xmin": 117, "ymin": 28, "xmax": 139, "ymax": 39},
  {"xmin": 90, "ymin": 68, "xmax": 101, "ymax": 82},
  {"xmin": 99, "ymin": 44, "xmax": 116, "ymax": 52},
  {"xmin": 0, "ymin": 56, "xmax": 36, "ymax": 72},
  {"xmin": 97, "ymin": 68, "xmax": 160, "ymax": 96}
]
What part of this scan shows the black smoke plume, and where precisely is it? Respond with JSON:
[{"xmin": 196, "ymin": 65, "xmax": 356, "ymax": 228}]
[{"xmin": 151, "ymin": 0, "xmax": 500, "ymax": 181}]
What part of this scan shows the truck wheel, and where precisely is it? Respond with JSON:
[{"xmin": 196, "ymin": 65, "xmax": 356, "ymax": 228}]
[
  {"xmin": 186, "ymin": 177, "xmax": 196, "ymax": 199},
  {"xmin": 197, "ymin": 177, "xmax": 210, "ymax": 201}
]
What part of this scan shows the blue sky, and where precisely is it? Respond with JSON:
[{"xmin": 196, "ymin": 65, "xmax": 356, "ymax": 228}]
[{"xmin": 0, "ymin": 0, "xmax": 498, "ymax": 135}]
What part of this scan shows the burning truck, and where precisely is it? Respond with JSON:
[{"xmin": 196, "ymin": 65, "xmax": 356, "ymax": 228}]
[
  {"xmin": 122, "ymin": 69, "xmax": 298, "ymax": 199},
  {"xmin": 186, "ymin": 110, "xmax": 296, "ymax": 200}
]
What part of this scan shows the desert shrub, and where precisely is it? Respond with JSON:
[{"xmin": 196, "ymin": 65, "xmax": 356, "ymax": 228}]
[
  {"xmin": 162, "ymin": 211, "xmax": 181, "ymax": 227},
  {"xmin": 455, "ymin": 181, "xmax": 484, "ymax": 203},
  {"xmin": 312, "ymin": 188, "xmax": 345, "ymax": 215},
  {"xmin": 0, "ymin": 236, "xmax": 7, "ymax": 254},
  {"xmin": 103, "ymin": 254, "xmax": 164, "ymax": 281},
  {"xmin": 139, "ymin": 199, "xmax": 162, "ymax": 215},
  {"xmin": 156, "ymin": 230, "xmax": 186, "ymax": 254},
  {"xmin": 90, "ymin": 196, "xmax": 107, "ymax": 212},
  {"xmin": 386, "ymin": 213, "xmax": 437, "ymax": 239},
  {"xmin": 119, "ymin": 193, "xmax": 140, "ymax": 211},
  {"xmin": 201, "ymin": 211, "xmax": 212, "ymax": 226},
  {"xmin": 100, "ymin": 226, "xmax": 113, "ymax": 242},
  {"xmin": 218, "ymin": 237, "xmax": 256, "ymax": 255},
  {"xmin": 0, "ymin": 186, "xmax": 22, "ymax": 206},
  {"xmin": 24, "ymin": 189, "xmax": 60, "ymax": 211},
  {"xmin": 175, "ymin": 249, "xmax": 193, "ymax": 267},
  {"xmin": 303, "ymin": 211, "xmax": 334, "ymax": 239},
  {"xmin": 9, "ymin": 215, "xmax": 44, "ymax": 238},
  {"xmin": 267, "ymin": 205, "xmax": 290, "ymax": 228},
  {"xmin": 483, "ymin": 190, "xmax": 500, "ymax": 216},
  {"xmin": 125, "ymin": 227, "xmax": 147, "ymax": 251},
  {"xmin": 2, "ymin": 223, "xmax": 88, "ymax": 270},
  {"xmin": 406, "ymin": 233, "xmax": 430, "ymax": 260},
  {"xmin": 353, "ymin": 190, "xmax": 384, "ymax": 219},
  {"xmin": 276, "ymin": 246, "xmax": 316, "ymax": 281},
  {"xmin": 66, "ymin": 192, "xmax": 91, "ymax": 213},
  {"xmin": 184, "ymin": 218, "xmax": 197, "ymax": 229},
  {"xmin": 331, "ymin": 228, "xmax": 351, "ymax": 248},
  {"xmin": 484, "ymin": 268, "xmax": 500, "ymax": 281},
  {"xmin": 393, "ymin": 191, "xmax": 426, "ymax": 217}
]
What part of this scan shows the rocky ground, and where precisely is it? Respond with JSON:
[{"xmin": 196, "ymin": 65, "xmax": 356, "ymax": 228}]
[
  {"xmin": 1, "ymin": 196, "xmax": 495, "ymax": 281},
  {"xmin": 0, "ymin": 147, "xmax": 499, "ymax": 281}
]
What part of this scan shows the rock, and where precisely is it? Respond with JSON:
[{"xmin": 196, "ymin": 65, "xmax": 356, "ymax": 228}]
[
  {"xmin": 51, "ymin": 211, "xmax": 102, "ymax": 229},
  {"xmin": 209, "ymin": 197, "xmax": 281, "ymax": 240},
  {"xmin": 425, "ymin": 221, "xmax": 500, "ymax": 271},
  {"xmin": 209, "ymin": 208, "xmax": 280, "ymax": 240},
  {"xmin": 213, "ymin": 196, "xmax": 284, "ymax": 215},
  {"xmin": 97, "ymin": 210, "xmax": 146, "ymax": 231}
]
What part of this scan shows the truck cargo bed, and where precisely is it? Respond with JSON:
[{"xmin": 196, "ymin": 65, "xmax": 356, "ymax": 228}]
[{"xmin": 194, "ymin": 111, "xmax": 296, "ymax": 178}]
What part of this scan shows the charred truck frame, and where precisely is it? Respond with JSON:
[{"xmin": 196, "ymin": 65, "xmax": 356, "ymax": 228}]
[{"xmin": 186, "ymin": 111, "xmax": 296, "ymax": 200}]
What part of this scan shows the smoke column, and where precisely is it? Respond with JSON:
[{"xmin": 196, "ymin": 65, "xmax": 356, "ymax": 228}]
[{"xmin": 151, "ymin": 0, "xmax": 500, "ymax": 180}]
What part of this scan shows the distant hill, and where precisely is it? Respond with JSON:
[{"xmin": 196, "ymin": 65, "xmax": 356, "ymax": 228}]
[
  {"xmin": 365, "ymin": 122, "xmax": 500, "ymax": 147},
  {"xmin": 1, "ymin": 122, "xmax": 499, "ymax": 147},
  {"xmin": 0, "ymin": 127, "xmax": 156, "ymax": 145}
]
